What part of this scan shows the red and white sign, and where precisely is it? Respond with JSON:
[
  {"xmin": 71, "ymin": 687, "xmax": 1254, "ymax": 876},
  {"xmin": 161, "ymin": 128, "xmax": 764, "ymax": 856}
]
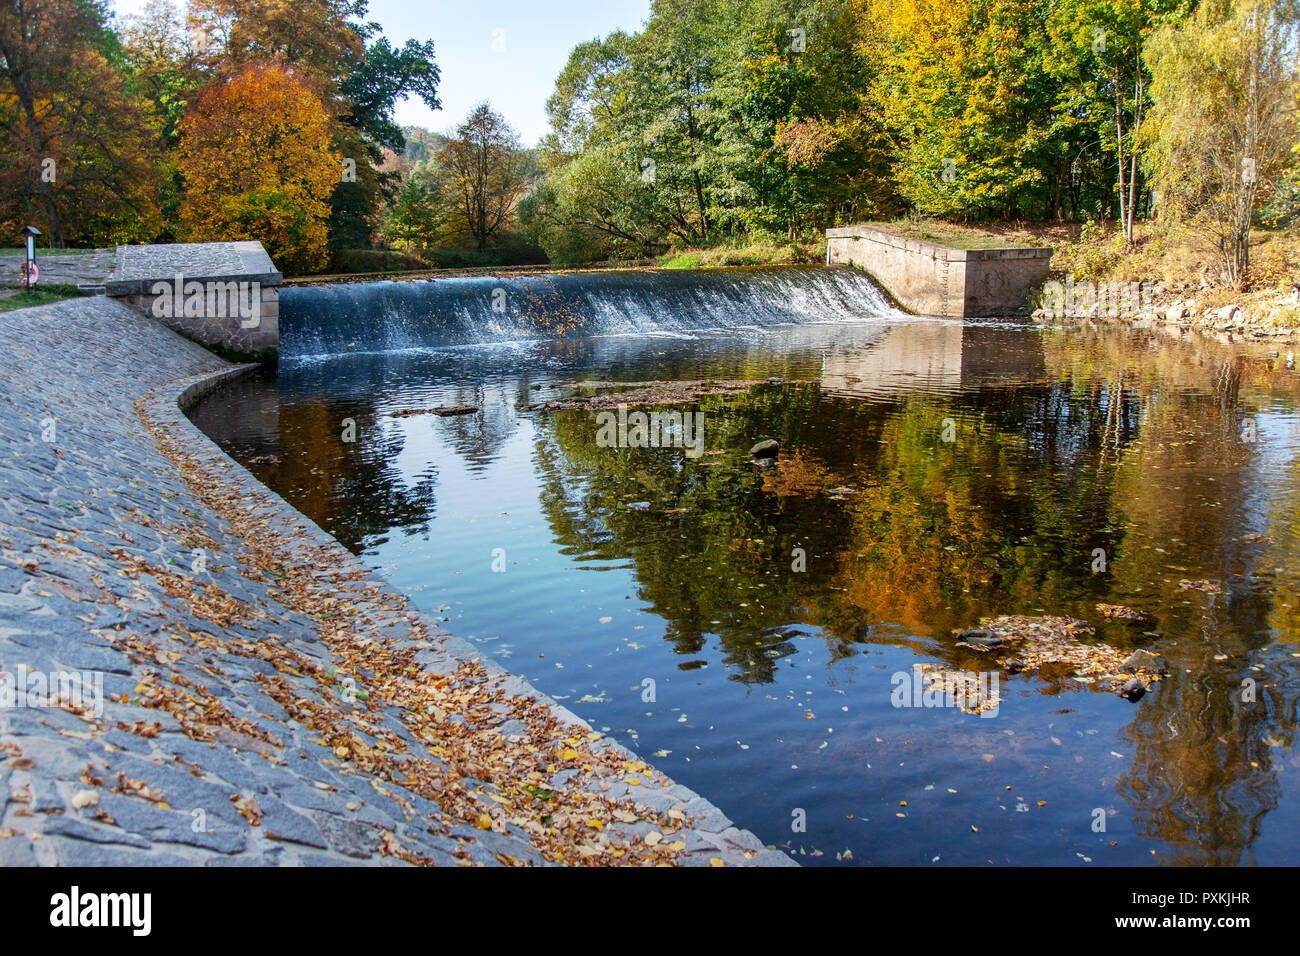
[{"xmin": 20, "ymin": 261, "xmax": 38, "ymax": 285}]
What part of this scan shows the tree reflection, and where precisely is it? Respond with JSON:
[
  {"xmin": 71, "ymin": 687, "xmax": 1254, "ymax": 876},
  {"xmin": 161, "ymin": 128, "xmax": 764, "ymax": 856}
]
[
  {"xmin": 195, "ymin": 321, "xmax": 1300, "ymax": 864},
  {"xmin": 529, "ymin": 324, "xmax": 1300, "ymax": 862}
]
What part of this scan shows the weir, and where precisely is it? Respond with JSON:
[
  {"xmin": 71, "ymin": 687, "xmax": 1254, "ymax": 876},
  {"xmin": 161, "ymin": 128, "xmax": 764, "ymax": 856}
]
[{"xmin": 278, "ymin": 265, "xmax": 901, "ymax": 358}]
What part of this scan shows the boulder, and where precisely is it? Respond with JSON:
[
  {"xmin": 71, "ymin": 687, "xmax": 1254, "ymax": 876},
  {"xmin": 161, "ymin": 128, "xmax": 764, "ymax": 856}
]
[
  {"xmin": 1119, "ymin": 677, "xmax": 1147, "ymax": 702},
  {"xmin": 749, "ymin": 439, "xmax": 780, "ymax": 459},
  {"xmin": 1121, "ymin": 649, "xmax": 1164, "ymax": 674},
  {"xmin": 954, "ymin": 628, "xmax": 1008, "ymax": 649}
]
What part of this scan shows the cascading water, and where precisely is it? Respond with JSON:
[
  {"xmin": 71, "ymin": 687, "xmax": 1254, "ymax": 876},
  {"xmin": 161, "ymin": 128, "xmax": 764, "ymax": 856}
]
[{"xmin": 279, "ymin": 265, "xmax": 900, "ymax": 358}]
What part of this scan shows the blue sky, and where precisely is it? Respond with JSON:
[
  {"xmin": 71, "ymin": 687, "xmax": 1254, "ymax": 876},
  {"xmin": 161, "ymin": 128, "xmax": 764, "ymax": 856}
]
[{"xmin": 111, "ymin": 0, "xmax": 651, "ymax": 145}]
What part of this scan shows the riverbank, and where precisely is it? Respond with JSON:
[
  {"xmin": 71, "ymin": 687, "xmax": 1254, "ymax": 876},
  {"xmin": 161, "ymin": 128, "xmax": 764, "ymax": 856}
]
[
  {"xmin": 1042, "ymin": 222, "xmax": 1300, "ymax": 343},
  {"xmin": 0, "ymin": 296, "xmax": 792, "ymax": 866}
]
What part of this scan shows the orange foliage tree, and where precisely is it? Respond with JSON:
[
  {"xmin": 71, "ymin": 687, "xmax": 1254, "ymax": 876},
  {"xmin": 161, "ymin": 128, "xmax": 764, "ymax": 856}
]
[
  {"xmin": 177, "ymin": 64, "xmax": 339, "ymax": 273},
  {"xmin": 0, "ymin": 0, "xmax": 164, "ymax": 246}
]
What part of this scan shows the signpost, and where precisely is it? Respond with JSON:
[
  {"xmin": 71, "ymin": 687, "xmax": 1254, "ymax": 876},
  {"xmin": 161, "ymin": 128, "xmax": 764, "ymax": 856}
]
[{"xmin": 22, "ymin": 226, "xmax": 40, "ymax": 292}]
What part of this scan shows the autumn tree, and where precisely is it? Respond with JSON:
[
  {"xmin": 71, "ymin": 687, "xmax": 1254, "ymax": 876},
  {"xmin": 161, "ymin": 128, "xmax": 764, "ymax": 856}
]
[
  {"xmin": 177, "ymin": 64, "xmax": 338, "ymax": 272},
  {"xmin": 1143, "ymin": 0, "xmax": 1300, "ymax": 287},
  {"xmin": 120, "ymin": 0, "xmax": 207, "ymax": 146},
  {"xmin": 859, "ymin": 0, "xmax": 1070, "ymax": 220},
  {"xmin": 522, "ymin": 0, "xmax": 891, "ymax": 263},
  {"xmin": 0, "ymin": 0, "xmax": 164, "ymax": 246},
  {"xmin": 438, "ymin": 103, "xmax": 530, "ymax": 252},
  {"xmin": 1040, "ymin": 0, "xmax": 1184, "ymax": 243},
  {"xmin": 188, "ymin": 0, "xmax": 440, "ymax": 258}
]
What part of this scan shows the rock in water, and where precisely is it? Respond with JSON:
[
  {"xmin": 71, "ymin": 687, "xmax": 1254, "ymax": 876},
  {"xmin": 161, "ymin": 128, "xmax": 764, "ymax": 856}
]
[
  {"xmin": 1119, "ymin": 678, "xmax": 1147, "ymax": 701},
  {"xmin": 1121, "ymin": 649, "xmax": 1163, "ymax": 673},
  {"xmin": 1004, "ymin": 657, "xmax": 1026, "ymax": 674},
  {"xmin": 749, "ymin": 439, "xmax": 780, "ymax": 459},
  {"xmin": 954, "ymin": 628, "xmax": 1008, "ymax": 650},
  {"xmin": 1097, "ymin": 603, "xmax": 1150, "ymax": 624}
]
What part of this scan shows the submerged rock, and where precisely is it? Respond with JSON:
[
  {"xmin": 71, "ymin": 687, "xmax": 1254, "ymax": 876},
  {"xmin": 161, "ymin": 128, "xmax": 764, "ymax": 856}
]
[
  {"xmin": 1119, "ymin": 677, "xmax": 1147, "ymax": 701},
  {"xmin": 953, "ymin": 615, "xmax": 1164, "ymax": 702},
  {"xmin": 1097, "ymin": 603, "xmax": 1150, "ymax": 624},
  {"xmin": 391, "ymin": 405, "xmax": 478, "ymax": 418},
  {"xmin": 954, "ymin": 628, "xmax": 1008, "ymax": 650},
  {"xmin": 525, "ymin": 379, "xmax": 810, "ymax": 412},
  {"xmin": 749, "ymin": 439, "xmax": 780, "ymax": 459},
  {"xmin": 1178, "ymin": 578, "xmax": 1223, "ymax": 593},
  {"xmin": 1121, "ymin": 649, "xmax": 1164, "ymax": 674}
]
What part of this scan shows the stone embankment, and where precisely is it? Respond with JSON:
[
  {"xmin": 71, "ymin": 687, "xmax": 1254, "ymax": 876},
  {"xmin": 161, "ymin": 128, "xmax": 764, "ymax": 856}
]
[
  {"xmin": 1033, "ymin": 279, "xmax": 1300, "ymax": 345},
  {"xmin": 0, "ymin": 296, "xmax": 792, "ymax": 867}
]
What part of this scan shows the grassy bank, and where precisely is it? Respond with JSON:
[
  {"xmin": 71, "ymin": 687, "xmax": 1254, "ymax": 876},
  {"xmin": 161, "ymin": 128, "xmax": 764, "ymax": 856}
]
[
  {"xmin": 0, "ymin": 247, "xmax": 104, "ymax": 257},
  {"xmin": 872, "ymin": 218, "xmax": 1053, "ymax": 250},
  {"xmin": 656, "ymin": 235, "xmax": 825, "ymax": 269},
  {"xmin": 1041, "ymin": 220, "xmax": 1300, "ymax": 335},
  {"xmin": 839, "ymin": 217, "xmax": 1299, "ymax": 336},
  {"xmin": 0, "ymin": 283, "xmax": 88, "ymax": 312}
]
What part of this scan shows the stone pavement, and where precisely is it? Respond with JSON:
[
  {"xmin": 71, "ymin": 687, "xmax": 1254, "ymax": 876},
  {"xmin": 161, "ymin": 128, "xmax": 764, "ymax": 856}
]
[
  {"xmin": 0, "ymin": 296, "xmax": 794, "ymax": 867},
  {"xmin": 0, "ymin": 250, "xmax": 116, "ymax": 290},
  {"xmin": 106, "ymin": 242, "xmax": 282, "ymax": 294}
]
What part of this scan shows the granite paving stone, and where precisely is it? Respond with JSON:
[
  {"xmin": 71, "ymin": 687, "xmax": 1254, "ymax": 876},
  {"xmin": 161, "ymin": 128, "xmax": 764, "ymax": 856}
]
[{"xmin": 0, "ymin": 296, "xmax": 792, "ymax": 868}]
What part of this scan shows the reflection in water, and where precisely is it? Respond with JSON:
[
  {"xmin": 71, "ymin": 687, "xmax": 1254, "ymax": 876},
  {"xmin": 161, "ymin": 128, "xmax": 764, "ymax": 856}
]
[{"xmin": 191, "ymin": 317, "xmax": 1300, "ymax": 866}]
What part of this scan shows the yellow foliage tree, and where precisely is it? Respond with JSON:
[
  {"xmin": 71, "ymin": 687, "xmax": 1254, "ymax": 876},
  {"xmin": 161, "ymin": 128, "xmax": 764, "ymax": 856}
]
[{"xmin": 177, "ymin": 64, "xmax": 339, "ymax": 273}]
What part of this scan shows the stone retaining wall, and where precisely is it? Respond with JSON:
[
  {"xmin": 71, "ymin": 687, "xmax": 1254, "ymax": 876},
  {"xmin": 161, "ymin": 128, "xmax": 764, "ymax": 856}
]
[
  {"xmin": 105, "ymin": 242, "xmax": 282, "ymax": 355},
  {"xmin": 827, "ymin": 225, "xmax": 1052, "ymax": 316},
  {"xmin": 117, "ymin": 285, "xmax": 279, "ymax": 355}
]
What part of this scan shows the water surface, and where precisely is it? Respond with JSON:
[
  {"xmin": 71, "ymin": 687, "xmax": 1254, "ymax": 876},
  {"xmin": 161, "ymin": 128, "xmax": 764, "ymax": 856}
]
[{"xmin": 191, "ymin": 269, "xmax": 1300, "ymax": 866}]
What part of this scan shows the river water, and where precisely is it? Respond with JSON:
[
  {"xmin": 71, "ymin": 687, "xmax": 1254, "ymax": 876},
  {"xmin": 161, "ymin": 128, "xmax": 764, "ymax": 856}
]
[{"xmin": 190, "ymin": 267, "xmax": 1300, "ymax": 866}]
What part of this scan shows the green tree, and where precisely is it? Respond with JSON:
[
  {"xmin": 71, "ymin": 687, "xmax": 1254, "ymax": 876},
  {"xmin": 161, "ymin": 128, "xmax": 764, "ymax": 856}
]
[
  {"xmin": 438, "ymin": 103, "xmax": 531, "ymax": 252},
  {"xmin": 1143, "ymin": 0, "xmax": 1299, "ymax": 287}
]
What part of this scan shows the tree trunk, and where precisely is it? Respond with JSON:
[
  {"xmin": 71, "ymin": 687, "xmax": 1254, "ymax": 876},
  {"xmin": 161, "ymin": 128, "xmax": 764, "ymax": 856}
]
[
  {"xmin": 1126, "ymin": 68, "xmax": 1143, "ymax": 245},
  {"xmin": 693, "ymin": 169, "xmax": 708, "ymax": 242},
  {"xmin": 1114, "ymin": 87, "xmax": 1129, "ymax": 249}
]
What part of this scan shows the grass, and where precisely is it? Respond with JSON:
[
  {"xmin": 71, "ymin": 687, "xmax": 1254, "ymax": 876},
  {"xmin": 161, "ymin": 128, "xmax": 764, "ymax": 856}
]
[
  {"xmin": 874, "ymin": 218, "xmax": 1043, "ymax": 250},
  {"xmin": 0, "ymin": 283, "xmax": 88, "ymax": 312},
  {"xmin": 656, "ymin": 235, "xmax": 825, "ymax": 269},
  {"xmin": 0, "ymin": 246, "xmax": 105, "ymax": 257}
]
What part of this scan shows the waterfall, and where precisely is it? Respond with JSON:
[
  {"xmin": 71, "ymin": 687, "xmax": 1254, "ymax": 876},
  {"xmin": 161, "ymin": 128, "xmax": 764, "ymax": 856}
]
[{"xmin": 279, "ymin": 265, "xmax": 900, "ymax": 358}]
